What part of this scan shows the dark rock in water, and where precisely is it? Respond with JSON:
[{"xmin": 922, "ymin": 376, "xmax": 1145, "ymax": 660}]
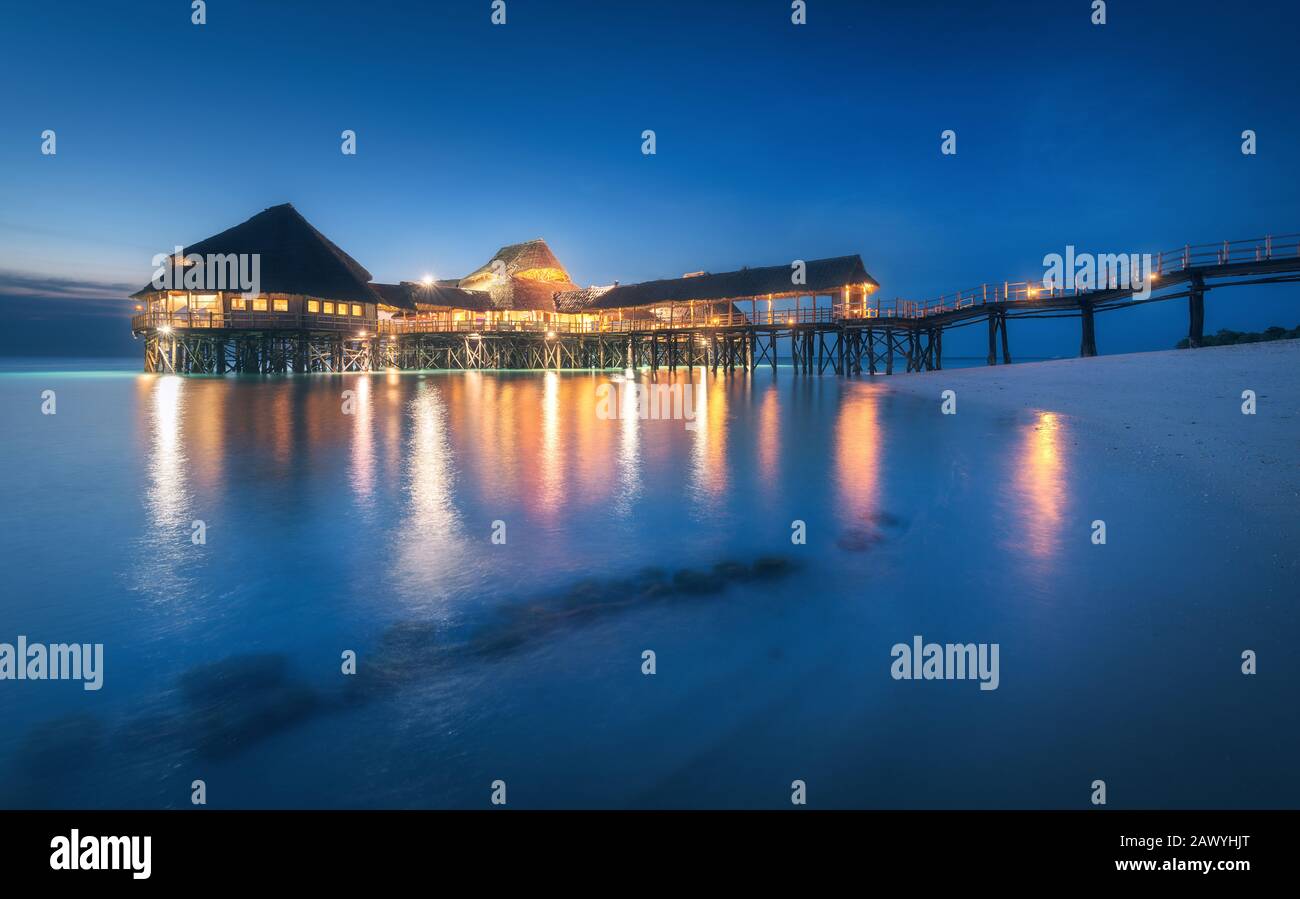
[
  {"xmin": 176, "ymin": 654, "xmax": 319, "ymax": 758},
  {"xmin": 712, "ymin": 560, "xmax": 752, "ymax": 582},
  {"xmin": 555, "ymin": 579, "xmax": 633, "ymax": 617},
  {"xmin": 628, "ymin": 567, "xmax": 674, "ymax": 601},
  {"xmin": 187, "ymin": 683, "xmax": 319, "ymax": 759},
  {"xmin": 871, "ymin": 511, "xmax": 908, "ymax": 531},
  {"xmin": 752, "ymin": 555, "xmax": 795, "ymax": 579},
  {"xmin": 352, "ymin": 620, "xmax": 459, "ymax": 691},
  {"xmin": 837, "ymin": 527, "xmax": 883, "ymax": 553},
  {"xmin": 468, "ymin": 625, "xmax": 534, "ymax": 658},
  {"xmin": 180, "ymin": 653, "xmax": 289, "ymax": 705},
  {"xmin": 18, "ymin": 713, "xmax": 104, "ymax": 778},
  {"xmin": 672, "ymin": 568, "xmax": 727, "ymax": 595},
  {"xmin": 114, "ymin": 710, "xmax": 190, "ymax": 755}
]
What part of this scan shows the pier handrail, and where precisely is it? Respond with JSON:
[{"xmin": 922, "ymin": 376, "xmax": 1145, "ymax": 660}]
[
  {"xmin": 890, "ymin": 231, "xmax": 1300, "ymax": 320},
  {"xmin": 132, "ymin": 310, "xmax": 372, "ymax": 334}
]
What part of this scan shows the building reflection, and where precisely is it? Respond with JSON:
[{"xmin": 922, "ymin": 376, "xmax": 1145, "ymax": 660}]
[
  {"xmin": 134, "ymin": 374, "xmax": 196, "ymax": 601},
  {"xmin": 689, "ymin": 373, "xmax": 729, "ymax": 514},
  {"xmin": 392, "ymin": 381, "xmax": 469, "ymax": 598},
  {"xmin": 834, "ymin": 385, "xmax": 883, "ymax": 520},
  {"xmin": 1015, "ymin": 410, "xmax": 1068, "ymax": 562},
  {"xmin": 349, "ymin": 374, "xmax": 375, "ymax": 507}
]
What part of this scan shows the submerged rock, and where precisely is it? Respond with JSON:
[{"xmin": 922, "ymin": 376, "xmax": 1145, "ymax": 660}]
[
  {"xmin": 837, "ymin": 527, "xmax": 883, "ymax": 553},
  {"xmin": 179, "ymin": 653, "xmax": 289, "ymax": 705},
  {"xmin": 177, "ymin": 653, "xmax": 320, "ymax": 759},
  {"xmin": 672, "ymin": 568, "xmax": 727, "ymax": 595},
  {"xmin": 17, "ymin": 713, "xmax": 104, "ymax": 778},
  {"xmin": 752, "ymin": 555, "xmax": 796, "ymax": 579},
  {"xmin": 351, "ymin": 620, "xmax": 461, "ymax": 692},
  {"xmin": 712, "ymin": 560, "xmax": 752, "ymax": 582}
]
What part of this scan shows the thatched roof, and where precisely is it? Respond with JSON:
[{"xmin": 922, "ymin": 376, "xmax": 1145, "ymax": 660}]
[
  {"xmin": 554, "ymin": 285, "xmax": 614, "ymax": 314},
  {"xmin": 370, "ymin": 282, "xmax": 416, "ymax": 310},
  {"xmin": 581, "ymin": 255, "xmax": 878, "ymax": 310},
  {"xmin": 415, "ymin": 283, "xmax": 493, "ymax": 312},
  {"xmin": 460, "ymin": 238, "xmax": 571, "ymax": 284},
  {"xmin": 371, "ymin": 281, "xmax": 494, "ymax": 313},
  {"xmin": 455, "ymin": 238, "xmax": 579, "ymax": 312},
  {"xmin": 133, "ymin": 203, "xmax": 380, "ymax": 302}
]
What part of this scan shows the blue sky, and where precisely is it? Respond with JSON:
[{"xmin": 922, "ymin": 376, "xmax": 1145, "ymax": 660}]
[{"xmin": 1, "ymin": 0, "xmax": 1297, "ymax": 355}]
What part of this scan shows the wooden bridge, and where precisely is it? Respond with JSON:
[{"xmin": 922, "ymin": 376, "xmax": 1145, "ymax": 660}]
[{"xmin": 135, "ymin": 232, "xmax": 1300, "ymax": 375}]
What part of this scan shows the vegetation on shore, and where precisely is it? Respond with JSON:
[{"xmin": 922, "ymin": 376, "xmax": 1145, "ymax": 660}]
[{"xmin": 1177, "ymin": 326, "xmax": 1300, "ymax": 349}]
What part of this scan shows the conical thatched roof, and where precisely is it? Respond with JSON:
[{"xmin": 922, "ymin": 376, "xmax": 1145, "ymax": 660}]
[
  {"xmin": 460, "ymin": 238, "xmax": 572, "ymax": 285},
  {"xmin": 133, "ymin": 203, "xmax": 379, "ymax": 302},
  {"xmin": 457, "ymin": 238, "xmax": 578, "ymax": 311}
]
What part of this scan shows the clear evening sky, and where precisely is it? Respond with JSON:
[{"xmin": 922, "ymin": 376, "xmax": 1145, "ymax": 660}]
[{"xmin": 1, "ymin": 0, "xmax": 1297, "ymax": 356}]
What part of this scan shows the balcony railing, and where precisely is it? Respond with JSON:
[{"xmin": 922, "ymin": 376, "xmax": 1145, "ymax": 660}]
[{"xmin": 133, "ymin": 311, "xmax": 373, "ymax": 333}]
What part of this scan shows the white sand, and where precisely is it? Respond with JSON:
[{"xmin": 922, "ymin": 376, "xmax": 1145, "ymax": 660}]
[{"xmin": 882, "ymin": 340, "xmax": 1300, "ymax": 514}]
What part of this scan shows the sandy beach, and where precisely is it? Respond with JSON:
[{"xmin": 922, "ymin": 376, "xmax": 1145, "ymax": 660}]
[{"xmin": 883, "ymin": 340, "xmax": 1300, "ymax": 517}]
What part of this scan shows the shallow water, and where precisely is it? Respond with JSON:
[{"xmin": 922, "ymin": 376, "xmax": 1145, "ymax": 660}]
[{"xmin": 0, "ymin": 362, "xmax": 1295, "ymax": 808}]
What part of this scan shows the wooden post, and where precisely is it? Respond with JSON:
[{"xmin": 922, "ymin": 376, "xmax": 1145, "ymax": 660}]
[
  {"xmin": 987, "ymin": 312, "xmax": 997, "ymax": 365},
  {"xmin": 1188, "ymin": 273, "xmax": 1206, "ymax": 348},
  {"xmin": 1080, "ymin": 301, "xmax": 1097, "ymax": 357},
  {"xmin": 998, "ymin": 312, "xmax": 1012, "ymax": 364}
]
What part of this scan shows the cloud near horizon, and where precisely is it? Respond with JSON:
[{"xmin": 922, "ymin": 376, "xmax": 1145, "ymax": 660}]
[{"xmin": 0, "ymin": 270, "xmax": 137, "ymax": 315}]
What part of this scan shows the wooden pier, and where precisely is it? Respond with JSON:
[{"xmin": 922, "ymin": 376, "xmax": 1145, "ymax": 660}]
[{"xmin": 134, "ymin": 231, "xmax": 1300, "ymax": 375}]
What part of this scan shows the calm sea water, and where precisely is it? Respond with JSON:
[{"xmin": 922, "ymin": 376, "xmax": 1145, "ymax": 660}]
[{"xmin": 0, "ymin": 359, "xmax": 1294, "ymax": 809}]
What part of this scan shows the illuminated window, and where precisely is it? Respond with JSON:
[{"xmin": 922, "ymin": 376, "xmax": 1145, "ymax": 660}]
[
  {"xmin": 307, "ymin": 300, "xmax": 320, "ymax": 313},
  {"xmin": 252, "ymin": 298, "xmax": 268, "ymax": 312},
  {"xmin": 230, "ymin": 297, "xmax": 247, "ymax": 311},
  {"xmin": 273, "ymin": 299, "xmax": 289, "ymax": 312},
  {"xmin": 351, "ymin": 304, "xmax": 362, "ymax": 316},
  {"xmin": 323, "ymin": 302, "xmax": 335, "ymax": 314}
]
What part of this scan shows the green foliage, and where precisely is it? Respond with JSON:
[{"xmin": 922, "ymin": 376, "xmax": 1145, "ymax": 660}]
[{"xmin": 1176, "ymin": 326, "xmax": 1300, "ymax": 349}]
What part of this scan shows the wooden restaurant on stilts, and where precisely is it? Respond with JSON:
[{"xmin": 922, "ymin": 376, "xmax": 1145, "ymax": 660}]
[{"xmin": 131, "ymin": 203, "xmax": 885, "ymax": 375}]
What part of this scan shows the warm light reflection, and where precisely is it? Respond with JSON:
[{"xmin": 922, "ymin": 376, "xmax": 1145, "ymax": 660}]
[
  {"xmin": 537, "ymin": 371, "xmax": 563, "ymax": 519},
  {"xmin": 1016, "ymin": 411, "xmax": 1068, "ymax": 560},
  {"xmin": 834, "ymin": 385, "xmax": 882, "ymax": 519},
  {"xmin": 689, "ymin": 373, "xmax": 728, "ymax": 508},
  {"xmin": 146, "ymin": 375, "xmax": 189, "ymax": 529},
  {"xmin": 133, "ymin": 374, "xmax": 197, "ymax": 601},
  {"xmin": 350, "ymin": 374, "xmax": 375, "ymax": 506},
  {"xmin": 756, "ymin": 385, "xmax": 780, "ymax": 503},
  {"xmin": 615, "ymin": 379, "xmax": 641, "ymax": 516},
  {"xmin": 393, "ymin": 381, "xmax": 469, "ymax": 597}
]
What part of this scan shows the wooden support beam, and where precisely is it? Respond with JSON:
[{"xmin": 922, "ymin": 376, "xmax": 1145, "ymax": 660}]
[
  {"xmin": 1188, "ymin": 273, "xmax": 1206, "ymax": 348},
  {"xmin": 1080, "ymin": 301, "xmax": 1097, "ymax": 357}
]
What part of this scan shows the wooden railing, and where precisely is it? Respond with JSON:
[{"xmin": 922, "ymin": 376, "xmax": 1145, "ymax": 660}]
[
  {"xmin": 888, "ymin": 231, "xmax": 1300, "ymax": 320},
  {"xmin": 132, "ymin": 311, "xmax": 372, "ymax": 333}
]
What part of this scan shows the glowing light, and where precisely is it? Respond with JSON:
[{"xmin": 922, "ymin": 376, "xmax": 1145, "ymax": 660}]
[
  {"xmin": 1027, "ymin": 287, "xmax": 1038, "ymax": 299},
  {"xmin": 421, "ymin": 275, "xmax": 434, "ymax": 286},
  {"xmin": 545, "ymin": 330, "xmax": 556, "ymax": 339},
  {"xmin": 357, "ymin": 330, "xmax": 367, "ymax": 338},
  {"xmin": 158, "ymin": 324, "xmax": 173, "ymax": 334}
]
